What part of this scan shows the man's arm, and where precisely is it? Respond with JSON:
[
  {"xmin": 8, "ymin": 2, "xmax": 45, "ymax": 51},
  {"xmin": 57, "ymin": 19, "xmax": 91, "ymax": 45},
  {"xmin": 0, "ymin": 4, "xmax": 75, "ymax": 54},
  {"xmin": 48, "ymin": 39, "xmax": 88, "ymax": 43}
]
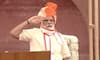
[
  {"xmin": 10, "ymin": 20, "xmax": 29, "ymax": 39},
  {"xmin": 10, "ymin": 16, "xmax": 44, "ymax": 39}
]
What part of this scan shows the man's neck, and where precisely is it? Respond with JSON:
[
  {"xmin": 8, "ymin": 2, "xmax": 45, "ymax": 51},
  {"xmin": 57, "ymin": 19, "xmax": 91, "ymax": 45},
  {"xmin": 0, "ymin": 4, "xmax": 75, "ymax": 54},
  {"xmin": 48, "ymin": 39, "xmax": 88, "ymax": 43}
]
[
  {"xmin": 40, "ymin": 26, "xmax": 55, "ymax": 31},
  {"xmin": 40, "ymin": 27, "xmax": 56, "ymax": 35}
]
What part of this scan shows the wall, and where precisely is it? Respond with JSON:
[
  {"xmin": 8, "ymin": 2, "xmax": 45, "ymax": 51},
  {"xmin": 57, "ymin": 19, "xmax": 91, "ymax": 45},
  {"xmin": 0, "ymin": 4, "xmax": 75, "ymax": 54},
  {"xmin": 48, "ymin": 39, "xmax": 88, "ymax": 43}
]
[{"xmin": 0, "ymin": 0, "xmax": 89, "ymax": 60}]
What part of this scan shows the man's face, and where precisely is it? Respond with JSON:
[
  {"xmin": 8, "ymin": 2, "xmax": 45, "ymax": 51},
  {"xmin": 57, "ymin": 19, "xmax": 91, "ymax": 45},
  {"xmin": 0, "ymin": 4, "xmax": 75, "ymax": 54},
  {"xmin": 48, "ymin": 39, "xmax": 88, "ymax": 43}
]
[{"xmin": 41, "ymin": 17, "xmax": 56, "ymax": 30}]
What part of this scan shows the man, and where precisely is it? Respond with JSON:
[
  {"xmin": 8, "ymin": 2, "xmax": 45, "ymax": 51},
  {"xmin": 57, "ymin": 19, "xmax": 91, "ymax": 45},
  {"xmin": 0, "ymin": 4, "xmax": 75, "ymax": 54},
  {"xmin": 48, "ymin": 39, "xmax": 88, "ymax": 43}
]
[{"xmin": 10, "ymin": 2, "xmax": 71, "ymax": 60}]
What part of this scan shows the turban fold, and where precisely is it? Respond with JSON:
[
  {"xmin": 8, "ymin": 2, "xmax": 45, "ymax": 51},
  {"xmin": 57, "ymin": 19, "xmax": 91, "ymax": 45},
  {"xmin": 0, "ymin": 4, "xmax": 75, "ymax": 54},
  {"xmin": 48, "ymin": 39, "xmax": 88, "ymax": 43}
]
[{"xmin": 38, "ymin": 2, "xmax": 57, "ymax": 20}]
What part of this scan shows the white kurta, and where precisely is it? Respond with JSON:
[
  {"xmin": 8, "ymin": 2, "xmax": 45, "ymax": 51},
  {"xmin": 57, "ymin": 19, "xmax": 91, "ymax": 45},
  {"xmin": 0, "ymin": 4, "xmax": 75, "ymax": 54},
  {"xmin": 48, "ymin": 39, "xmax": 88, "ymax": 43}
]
[{"xmin": 19, "ymin": 28, "xmax": 71, "ymax": 60}]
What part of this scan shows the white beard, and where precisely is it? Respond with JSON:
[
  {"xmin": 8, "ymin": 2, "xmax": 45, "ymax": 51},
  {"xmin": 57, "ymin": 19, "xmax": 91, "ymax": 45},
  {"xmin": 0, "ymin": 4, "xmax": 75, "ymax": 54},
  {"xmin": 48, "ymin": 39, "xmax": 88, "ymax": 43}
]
[{"xmin": 46, "ymin": 24, "xmax": 55, "ymax": 30}]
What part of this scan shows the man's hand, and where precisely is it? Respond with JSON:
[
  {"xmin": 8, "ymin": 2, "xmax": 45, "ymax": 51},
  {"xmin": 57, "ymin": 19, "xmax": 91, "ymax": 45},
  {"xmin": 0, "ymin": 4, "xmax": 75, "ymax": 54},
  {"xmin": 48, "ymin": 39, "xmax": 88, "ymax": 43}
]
[{"xmin": 27, "ymin": 16, "xmax": 44, "ymax": 25}]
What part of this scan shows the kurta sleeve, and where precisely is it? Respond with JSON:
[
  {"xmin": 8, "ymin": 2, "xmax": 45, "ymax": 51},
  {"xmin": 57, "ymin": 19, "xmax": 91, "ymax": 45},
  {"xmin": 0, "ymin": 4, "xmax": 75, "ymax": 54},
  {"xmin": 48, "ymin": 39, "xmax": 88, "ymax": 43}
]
[
  {"xmin": 19, "ymin": 29, "xmax": 32, "ymax": 41},
  {"xmin": 63, "ymin": 35, "xmax": 79, "ymax": 60},
  {"xmin": 61, "ymin": 39, "xmax": 71, "ymax": 59}
]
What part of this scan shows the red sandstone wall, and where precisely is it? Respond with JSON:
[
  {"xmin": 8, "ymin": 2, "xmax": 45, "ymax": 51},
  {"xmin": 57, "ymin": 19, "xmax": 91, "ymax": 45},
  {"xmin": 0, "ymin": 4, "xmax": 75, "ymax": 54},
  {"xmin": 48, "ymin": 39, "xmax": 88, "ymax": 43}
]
[{"xmin": 0, "ymin": 0, "xmax": 90, "ymax": 60}]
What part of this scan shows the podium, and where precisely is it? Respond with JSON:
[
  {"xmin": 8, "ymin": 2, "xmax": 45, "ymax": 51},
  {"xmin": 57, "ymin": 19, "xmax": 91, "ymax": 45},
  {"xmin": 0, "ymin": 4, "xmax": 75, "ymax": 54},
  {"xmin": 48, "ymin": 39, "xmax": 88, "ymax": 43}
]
[{"xmin": 0, "ymin": 51, "xmax": 50, "ymax": 60}]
